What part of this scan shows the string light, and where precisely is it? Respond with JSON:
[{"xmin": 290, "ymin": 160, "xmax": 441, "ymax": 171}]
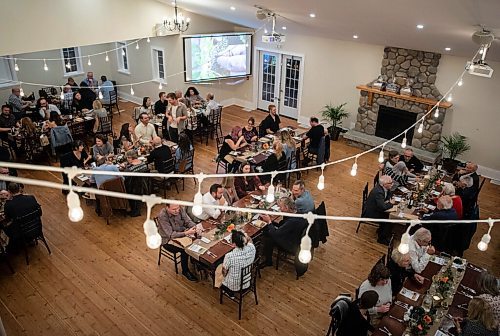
[
  {"xmin": 350, "ymin": 157, "xmax": 358, "ymax": 177},
  {"xmin": 87, "ymin": 57, "xmax": 92, "ymax": 66},
  {"xmin": 43, "ymin": 59, "xmax": 48, "ymax": 71},
  {"xmin": 136, "ymin": 42, "xmax": 140, "ymax": 50},
  {"xmin": 98, "ymin": 88, "xmax": 103, "ymax": 100},
  {"xmin": 447, "ymin": 94, "xmax": 453, "ymax": 102},
  {"xmin": 458, "ymin": 78, "xmax": 463, "ymax": 87},
  {"xmin": 19, "ymin": 86, "xmax": 25, "ymax": 97},
  {"xmin": 147, "ymin": 37, "xmax": 151, "ymax": 43},
  {"xmin": 192, "ymin": 174, "xmax": 205, "ymax": 217},
  {"xmin": 130, "ymin": 85, "xmax": 134, "ymax": 95},
  {"xmin": 378, "ymin": 144, "xmax": 386, "ymax": 163},
  {"xmin": 298, "ymin": 213, "xmax": 315, "ymax": 264},
  {"xmin": 105, "ymin": 52, "xmax": 109, "ymax": 62},
  {"xmin": 417, "ymin": 121, "xmax": 424, "ymax": 134},
  {"xmin": 434, "ymin": 107, "xmax": 440, "ymax": 118},
  {"xmin": 60, "ymin": 88, "xmax": 64, "ymax": 100},
  {"xmin": 67, "ymin": 190, "xmax": 84, "ymax": 222},
  {"xmin": 66, "ymin": 60, "xmax": 72, "ymax": 69},
  {"xmin": 14, "ymin": 59, "xmax": 19, "ymax": 71},
  {"xmin": 477, "ymin": 218, "xmax": 494, "ymax": 251},
  {"xmin": 158, "ymin": 81, "xmax": 163, "ymax": 90},
  {"xmin": 317, "ymin": 163, "xmax": 325, "ymax": 190},
  {"xmin": 401, "ymin": 132, "xmax": 407, "ymax": 148},
  {"xmin": 266, "ymin": 173, "xmax": 277, "ymax": 203},
  {"xmin": 143, "ymin": 196, "xmax": 162, "ymax": 249},
  {"xmin": 398, "ymin": 220, "xmax": 420, "ymax": 254},
  {"xmin": 122, "ymin": 49, "xmax": 126, "ymax": 56}
]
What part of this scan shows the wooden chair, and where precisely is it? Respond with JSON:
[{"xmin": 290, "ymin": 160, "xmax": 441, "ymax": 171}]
[
  {"xmin": 312, "ymin": 201, "xmax": 329, "ymax": 247},
  {"xmin": 104, "ymin": 91, "xmax": 120, "ymax": 115},
  {"xmin": 95, "ymin": 115, "xmax": 114, "ymax": 138},
  {"xmin": 96, "ymin": 177, "xmax": 129, "ymax": 225},
  {"xmin": 176, "ymin": 149, "xmax": 196, "ymax": 191},
  {"xmin": 68, "ymin": 121, "xmax": 87, "ymax": 142},
  {"xmin": 275, "ymin": 157, "xmax": 289, "ymax": 185},
  {"xmin": 355, "ymin": 182, "xmax": 379, "ymax": 233},
  {"xmin": 215, "ymin": 135, "xmax": 229, "ymax": 173},
  {"xmin": 154, "ymin": 217, "xmax": 181, "ymax": 274},
  {"xmin": 219, "ymin": 259, "xmax": 259, "ymax": 320},
  {"xmin": 386, "ymin": 234, "xmax": 395, "ymax": 265},
  {"xmin": 151, "ymin": 157, "xmax": 179, "ymax": 197},
  {"xmin": 13, "ymin": 206, "xmax": 51, "ymax": 265}
]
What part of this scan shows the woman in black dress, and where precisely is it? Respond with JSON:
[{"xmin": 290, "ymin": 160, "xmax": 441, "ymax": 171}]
[{"xmin": 60, "ymin": 140, "xmax": 91, "ymax": 194}]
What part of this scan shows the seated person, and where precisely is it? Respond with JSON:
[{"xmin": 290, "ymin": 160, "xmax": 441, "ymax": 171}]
[
  {"xmin": 154, "ymin": 92, "xmax": 168, "ymax": 115},
  {"xmin": 453, "ymin": 161, "xmax": 480, "ymax": 191},
  {"xmin": 123, "ymin": 150, "xmax": 149, "ymax": 217},
  {"xmin": 259, "ymin": 197, "xmax": 308, "ymax": 268},
  {"xmin": 302, "ymin": 116, "xmax": 324, "ymax": 154},
  {"xmin": 335, "ymin": 291, "xmax": 379, "ymax": 336},
  {"xmin": 408, "ymin": 228, "xmax": 435, "ymax": 273},
  {"xmin": 234, "ymin": 161, "xmax": 266, "ymax": 198},
  {"xmin": 37, "ymin": 98, "xmax": 61, "ymax": 120},
  {"xmin": 453, "ymin": 297, "xmax": 498, "ymax": 336},
  {"xmin": 476, "ymin": 271, "xmax": 500, "ymax": 327},
  {"xmin": 119, "ymin": 123, "xmax": 138, "ymax": 151},
  {"xmin": 218, "ymin": 126, "xmax": 246, "ymax": 173},
  {"xmin": 280, "ymin": 129, "xmax": 297, "ymax": 168},
  {"xmin": 258, "ymin": 104, "xmax": 280, "ymax": 137},
  {"xmin": 364, "ymin": 175, "xmax": 396, "ymax": 245},
  {"xmin": 399, "ymin": 148, "xmax": 423, "ymax": 173},
  {"xmin": 221, "ymin": 230, "xmax": 256, "ymax": 296},
  {"xmin": 0, "ymin": 189, "xmax": 11, "ymax": 214},
  {"xmin": 455, "ymin": 175, "xmax": 477, "ymax": 220},
  {"xmin": 387, "ymin": 249, "xmax": 425, "ymax": 294},
  {"xmin": 422, "ymin": 195, "xmax": 458, "ymax": 254},
  {"xmin": 358, "ymin": 263, "xmax": 392, "ymax": 318},
  {"xmin": 0, "ymin": 104, "xmax": 17, "ymax": 141},
  {"xmin": 91, "ymin": 134, "xmax": 114, "ymax": 161},
  {"xmin": 196, "ymin": 183, "xmax": 228, "ymax": 220},
  {"xmin": 175, "ymin": 133, "xmax": 193, "ymax": 171},
  {"xmin": 291, "ymin": 180, "xmax": 315, "ymax": 214},
  {"xmin": 184, "ymin": 86, "xmax": 204, "ymax": 107},
  {"xmin": 99, "ymin": 75, "xmax": 114, "ymax": 104},
  {"xmin": 381, "ymin": 150, "xmax": 399, "ymax": 174},
  {"xmin": 60, "ymin": 141, "xmax": 91, "ymax": 192},
  {"xmin": 261, "ymin": 140, "xmax": 287, "ymax": 184},
  {"xmin": 221, "ymin": 176, "xmax": 239, "ymax": 206},
  {"xmin": 147, "ymin": 136, "xmax": 172, "ymax": 173},
  {"xmin": 204, "ymin": 92, "xmax": 218, "ymax": 116},
  {"xmin": 157, "ymin": 203, "xmax": 198, "ymax": 282},
  {"xmin": 240, "ymin": 117, "xmax": 258, "ymax": 143},
  {"xmin": 437, "ymin": 183, "xmax": 463, "ymax": 219},
  {"xmin": 390, "ymin": 161, "xmax": 417, "ymax": 189},
  {"xmin": 134, "ymin": 113, "xmax": 157, "ymax": 145},
  {"xmin": 91, "ymin": 156, "xmax": 121, "ymax": 188}
]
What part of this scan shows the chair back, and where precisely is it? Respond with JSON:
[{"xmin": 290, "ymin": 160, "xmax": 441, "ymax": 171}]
[
  {"xmin": 14, "ymin": 206, "xmax": 43, "ymax": 241},
  {"xmin": 312, "ymin": 201, "xmax": 328, "ymax": 247},
  {"xmin": 386, "ymin": 234, "xmax": 395, "ymax": 265},
  {"xmin": 158, "ymin": 157, "xmax": 176, "ymax": 174},
  {"xmin": 327, "ymin": 297, "xmax": 351, "ymax": 336},
  {"xmin": 474, "ymin": 177, "xmax": 486, "ymax": 206},
  {"xmin": 215, "ymin": 135, "xmax": 225, "ymax": 154},
  {"xmin": 238, "ymin": 262, "xmax": 256, "ymax": 292},
  {"xmin": 177, "ymin": 149, "xmax": 194, "ymax": 173},
  {"xmin": 315, "ymin": 136, "xmax": 326, "ymax": 165},
  {"xmin": 97, "ymin": 116, "xmax": 113, "ymax": 135},
  {"xmin": 109, "ymin": 90, "xmax": 117, "ymax": 104},
  {"xmin": 97, "ymin": 177, "xmax": 129, "ymax": 219},
  {"xmin": 361, "ymin": 182, "xmax": 369, "ymax": 216},
  {"xmin": 68, "ymin": 122, "xmax": 86, "ymax": 140},
  {"xmin": 133, "ymin": 107, "xmax": 142, "ymax": 122},
  {"xmin": 374, "ymin": 170, "xmax": 380, "ymax": 187}
]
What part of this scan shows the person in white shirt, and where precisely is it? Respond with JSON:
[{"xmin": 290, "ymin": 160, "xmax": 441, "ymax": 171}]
[
  {"xmin": 166, "ymin": 92, "xmax": 188, "ymax": 143},
  {"xmin": 358, "ymin": 262, "xmax": 393, "ymax": 317},
  {"xmin": 408, "ymin": 228, "xmax": 436, "ymax": 273},
  {"xmin": 222, "ymin": 230, "xmax": 256, "ymax": 295},
  {"xmin": 99, "ymin": 75, "xmax": 114, "ymax": 104},
  {"xmin": 38, "ymin": 98, "xmax": 61, "ymax": 119},
  {"xmin": 134, "ymin": 112, "xmax": 157, "ymax": 145},
  {"xmin": 204, "ymin": 92, "xmax": 219, "ymax": 117},
  {"xmin": 196, "ymin": 183, "xmax": 227, "ymax": 220}
]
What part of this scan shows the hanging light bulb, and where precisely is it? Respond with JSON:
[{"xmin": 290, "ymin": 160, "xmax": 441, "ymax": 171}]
[
  {"xmin": 378, "ymin": 148, "xmax": 385, "ymax": 163},
  {"xmin": 130, "ymin": 86, "xmax": 135, "ymax": 95},
  {"xmin": 350, "ymin": 160, "xmax": 358, "ymax": 177},
  {"xmin": 143, "ymin": 218, "xmax": 157, "ymax": 236},
  {"xmin": 266, "ymin": 184, "xmax": 276, "ymax": 203},
  {"xmin": 60, "ymin": 89, "xmax": 64, "ymax": 100},
  {"xmin": 147, "ymin": 37, "xmax": 151, "ymax": 43},
  {"xmin": 458, "ymin": 78, "xmax": 463, "ymax": 87},
  {"xmin": 20, "ymin": 87, "xmax": 25, "ymax": 97},
  {"xmin": 146, "ymin": 233, "xmax": 162, "ymax": 249},
  {"xmin": 192, "ymin": 191, "xmax": 203, "ymax": 216},
  {"xmin": 401, "ymin": 133, "xmax": 407, "ymax": 149},
  {"xmin": 446, "ymin": 94, "xmax": 452, "ymax": 102},
  {"xmin": 417, "ymin": 122, "xmax": 424, "ymax": 134},
  {"xmin": 479, "ymin": 47, "xmax": 484, "ymax": 55},
  {"xmin": 434, "ymin": 107, "xmax": 440, "ymax": 118},
  {"xmin": 67, "ymin": 190, "xmax": 84, "ymax": 222},
  {"xmin": 98, "ymin": 89, "xmax": 103, "ymax": 100},
  {"xmin": 158, "ymin": 81, "xmax": 163, "ymax": 90},
  {"xmin": 477, "ymin": 233, "xmax": 491, "ymax": 251},
  {"xmin": 317, "ymin": 174, "xmax": 325, "ymax": 190},
  {"xmin": 105, "ymin": 52, "xmax": 109, "ymax": 62},
  {"xmin": 136, "ymin": 42, "xmax": 140, "ymax": 50},
  {"xmin": 66, "ymin": 60, "xmax": 71, "ymax": 69},
  {"xmin": 87, "ymin": 57, "xmax": 92, "ymax": 66},
  {"xmin": 298, "ymin": 235, "xmax": 312, "ymax": 263},
  {"xmin": 398, "ymin": 232, "xmax": 411, "ymax": 254},
  {"xmin": 14, "ymin": 59, "xmax": 19, "ymax": 71},
  {"xmin": 122, "ymin": 48, "xmax": 126, "ymax": 56},
  {"xmin": 43, "ymin": 59, "xmax": 48, "ymax": 71}
]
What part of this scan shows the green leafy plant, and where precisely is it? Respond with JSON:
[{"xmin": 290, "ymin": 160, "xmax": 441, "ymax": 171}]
[
  {"xmin": 440, "ymin": 132, "xmax": 471, "ymax": 160},
  {"xmin": 321, "ymin": 103, "xmax": 349, "ymax": 129}
]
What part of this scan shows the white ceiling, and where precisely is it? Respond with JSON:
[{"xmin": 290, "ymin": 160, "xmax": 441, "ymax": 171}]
[{"xmin": 166, "ymin": 0, "xmax": 500, "ymax": 62}]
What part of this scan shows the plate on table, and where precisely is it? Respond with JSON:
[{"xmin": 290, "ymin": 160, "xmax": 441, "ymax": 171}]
[
  {"xmin": 431, "ymin": 190, "xmax": 441, "ymax": 196},
  {"xmin": 426, "ymin": 204, "xmax": 436, "ymax": 210},
  {"xmin": 251, "ymin": 194, "xmax": 263, "ymax": 201}
]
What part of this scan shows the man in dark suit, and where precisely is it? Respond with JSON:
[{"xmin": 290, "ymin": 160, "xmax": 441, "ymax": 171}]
[
  {"xmin": 260, "ymin": 197, "xmax": 308, "ymax": 268},
  {"xmin": 364, "ymin": 175, "xmax": 395, "ymax": 245},
  {"xmin": 3, "ymin": 183, "xmax": 42, "ymax": 247},
  {"xmin": 422, "ymin": 195, "xmax": 458, "ymax": 254},
  {"xmin": 147, "ymin": 136, "xmax": 172, "ymax": 173},
  {"xmin": 399, "ymin": 149, "xmax": 423, "ymax": 173}
]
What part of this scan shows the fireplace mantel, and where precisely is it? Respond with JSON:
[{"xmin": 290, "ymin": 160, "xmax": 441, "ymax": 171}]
[{"xmin": 356, "ymin": 85, "xmax": 452, "ymax": 111}]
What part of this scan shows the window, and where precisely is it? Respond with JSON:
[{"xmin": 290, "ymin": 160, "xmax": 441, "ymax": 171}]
[
  {"xmin": 151, "ymin": 48, "xmax": 166, "ymax": 82},
  {"xmin": 60, "ymin": 47, "xmax": 83, "ymax": 76},
  {"xmin": 116, "ymin": 42, "xmax": 129, "ymax": 74},
  {"xmin": 0, "ymin": 57, "xmax": 17, "ymax": 88}
]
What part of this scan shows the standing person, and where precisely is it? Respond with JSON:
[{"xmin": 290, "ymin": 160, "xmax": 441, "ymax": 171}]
[
  {"xmin": 154, "ymin": 92, "xmax": 168, "ymax": 115},
  {"xmin": 221, "ymin": 176, "xmax": 239, "ymax": 206},
  {"xmin": 99, "ymin": 75, "xmax": 114, "ymax": 104},
  {"xmin": 221, "ymin": 230, "xmax": 256, "ymax": 296},
  {"xmin": 364, "ymin": 175, "xmax": 396, "ymax": 245},
  {"xmin": 157, "ymin": 203, "xmax": 198, "ymax": 281},
  {"xmin": 399, "ymin": 149, "xmax": 423, "ymax": 173},
  {"xmin": 134, "ymin": 113, "xmax": 157, "ymax": 145},
  {"xmin": 165, "ymin": 92, "xmax": 188, "ymax": 143},
  {"xmin": 302, "ymin": 117, "xmax": 324, "ymax": 155},
  {"xmin": 259, "ymin": 104, "xmax": 281, "ymax": 137},
  {"xmin": 291, "ymin": 180, "xmax": 315, "ymax": 214},
  {"xmin": 123, "ymin": 150, "xmax": 149, "ymax": 217},
  {"xmin": 8, "ymin": 87, "xmax": 30, "ymax": 119},
  {"xmin": 195, "ymin": 183, "xmax": 228, "ymax": 221}
]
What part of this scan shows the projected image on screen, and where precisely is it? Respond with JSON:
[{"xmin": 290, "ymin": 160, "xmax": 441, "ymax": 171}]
[{"xmin": 184, "ymin": 33, "xmax": 252, "ymax": 82}]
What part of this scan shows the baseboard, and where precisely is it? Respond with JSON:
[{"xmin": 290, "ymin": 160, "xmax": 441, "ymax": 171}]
[
  {"xmin": 117, "ymin": 91, "xmax": 142, "ymax": 105},
  {"xmin": 477, "ymin": 165, "xmax": 500, "ymax": 184},
  {"xmin": 220, "ymin": 98, "xmax": 254, "ymax": 111}
]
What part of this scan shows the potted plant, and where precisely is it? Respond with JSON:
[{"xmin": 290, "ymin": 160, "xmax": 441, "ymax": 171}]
[
  {"xmin": 321, "ymin": 103, "xmax": 349, "ymax": 141},
  {"xmin": 440, "ymin": 132, "xmax": 471, "ymax": 173}
]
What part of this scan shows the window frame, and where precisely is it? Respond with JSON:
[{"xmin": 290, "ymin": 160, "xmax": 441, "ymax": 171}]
[
  {"xmin": 151, "ymin": 47, "xmax": 166, "ymax": 83},
  {"xmin": 0, "ymin": 57, "xmax": 18, "ymax": 88},
  {"xmin": 60, "ymin": 47, "xmax": 84, "ymax": 77},
  {"xmin": 116, "ymin": 41, "xmax": 130, "ymax": 75}
]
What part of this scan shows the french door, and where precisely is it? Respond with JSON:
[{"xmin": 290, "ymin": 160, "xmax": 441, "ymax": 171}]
[{"xmin": 257, "ymin": 51, "xmax": 302, "ymax": 119}]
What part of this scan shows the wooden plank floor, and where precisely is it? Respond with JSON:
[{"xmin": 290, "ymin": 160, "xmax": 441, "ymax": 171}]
[{"xmin": 0, "ymin": 102, "xmax": 498, "ymax": 335}]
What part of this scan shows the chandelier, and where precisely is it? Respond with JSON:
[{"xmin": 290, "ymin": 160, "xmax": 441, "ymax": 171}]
[{"xmin": 163, "ymin": 0, "xmax": 190, "ymax": 33}]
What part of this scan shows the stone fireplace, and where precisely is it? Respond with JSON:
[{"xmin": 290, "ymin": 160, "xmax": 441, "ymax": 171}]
[{"xmin": 346, "ymin": 47, "xmax": 453, "ymax": 160}]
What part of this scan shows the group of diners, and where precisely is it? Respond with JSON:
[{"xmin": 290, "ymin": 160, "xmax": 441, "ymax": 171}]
[{"xmin": 334, "ymin": 237, "xmax": 499, "ymax": 336}]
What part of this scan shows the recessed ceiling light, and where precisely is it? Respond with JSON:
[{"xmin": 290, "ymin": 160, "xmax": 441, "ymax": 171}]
[
  {"xmin": 309, "ymin": 13, "xmax": 316, "ymax": 18},
  {"xmin": 230, "ymin": 6, "xmax": 236, "ymax": 10},
  {"xmin": 416, "ymin": 24, "xmax": 424, "ymax": 29},
  {"xmin": 353, "ymin": 35, "xmax": 359, "ymax": 39},
  {"xmin": 445, "ymin": 47, "xmax": 451, "ymax": 51},
  {"xmin": 282, "ymin": 26, "xmax": 287, "ymax": 30}
]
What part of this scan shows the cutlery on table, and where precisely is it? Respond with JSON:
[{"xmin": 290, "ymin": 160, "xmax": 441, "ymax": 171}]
[
  {"xmin": 456, "ymin": 303, "xmax": 468, "ymax": 310},
  {"xmin": 460, "ymin": 284, "xmax": 476, "ymax": 294},
  {"xmin": 389, "ymin": 315, "xmax": 404, "ymax": 323},
  {"xmin": 378, "ymin": 326, "xmax": 392, "ymax": 336},
  {"xmin": 206, "ymin": 251, "xmax": 217, "ymax": 258},
  {"xmin": 457, "ymin": 291, "xmax": 473, "ymax": 299}
]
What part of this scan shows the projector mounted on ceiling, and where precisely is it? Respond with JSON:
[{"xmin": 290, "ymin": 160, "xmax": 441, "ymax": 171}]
[
  {"xmin": 466, "ymin": 61, "xmax": 494, "ymax": 78},
  {"xmin": 258, "ymin": 8, "xmax": 286, "ymax": 44},
  {"xmin": 467, "ymin": 28, "xmax": 496, "ymax": 78}
]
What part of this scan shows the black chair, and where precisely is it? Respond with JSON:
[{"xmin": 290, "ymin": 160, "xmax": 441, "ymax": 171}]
[
  {"xmin": 175, "ymin": 149, "xmax": 196, "ymax": 191},
  {"xmin": 219, "ymin": 259, "xmax": 259, "ymax": 320},
  {"xmin": 152, "ymin": 157, "xmax": 179, "ymax": 197},
  {"xmin": 215, "ymin": 135, "xmax": 229, "ymax": 174},
  {"xmin": 275, "ymin": 157, "xmax": 289, "ymax": 185},
  {"xmin": 312, "ymin": 201, "xmax": 329, "ymax": 247},
  {"xmin": 13, "ymin": 206, "xmax": 51, "ymax": 265},
  {"xmin": 0, "ymin": 245, "xmax": 14, "ymax": 274},
  {"xmin": 104, "ymin": 91, "xmax": 120, "ymax": 115},
  {"xmin": 374, "ymin": 170, "xmax": 380, "ymax": 187},
  {"xmin": 154, "ymin": 217, "xmax": 181, "ymax": 274},
  {"xmin": 326, "ymin": 296, "xmax": 352, "ymax": 336},
  {"xmin": 207, "ymin": 106, "xmax": 223, "ymax": 140},
  {"xmin": 68, "ymin": 121, "xmax": 87, "ymax": 142},
  {"xmin": 275, "ymin": 227, "xmax": 310, "ymax": 279},
  {"xmin": 386, "ymin": 234, "xmax": 395, "ymax": 265},
  {"xmin": 355, "ymin": 183, "xmax": 379, "ymax": 233},
  {"xmin": 95, "ymin": 116, "xmax": 113, "ymax": 138}
]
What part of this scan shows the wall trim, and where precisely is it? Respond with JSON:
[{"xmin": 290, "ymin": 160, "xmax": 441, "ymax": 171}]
[
  {"xmin": 220, "ymin": 98, "xmax": 254, "ymax": 111},
  {"xmin": 117, "ymin": 91, "xmax": 142, "ymax": 105},
  {"xmin": 477, "ymin": 165, "xmax": 500, "ymax": 184}
]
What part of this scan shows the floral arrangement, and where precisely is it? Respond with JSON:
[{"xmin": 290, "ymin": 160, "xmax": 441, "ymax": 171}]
[
  {"xmin": 436, "ymin": 267, "xmax": 454, "ymax": 296},
  {"xmin": 408, "ymin": 306, "xmax": 435, "ymax": 336},
  {"xmin": 215, "ymin": 222, "xmax": 235, "ymax": 238}
]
